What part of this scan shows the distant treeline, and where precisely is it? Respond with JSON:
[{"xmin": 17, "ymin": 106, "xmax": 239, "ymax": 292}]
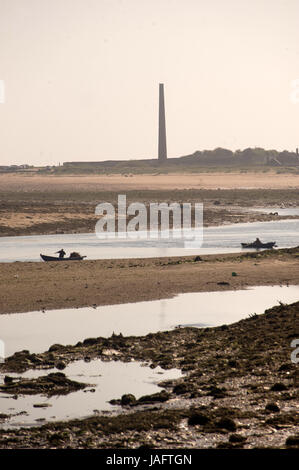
[
  {"xmin": 60, "ymin": 147, "xmax": 299, "ymax": 173},
  {"xmin": 182, "ymin": 147, "xmax": 299, "ymax": 166}
]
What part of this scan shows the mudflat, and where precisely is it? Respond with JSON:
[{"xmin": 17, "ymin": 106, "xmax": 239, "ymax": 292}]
[
  {"xmin": 0, "ymin": 249, "xmax": 298, "ymax": 315},
  {"xmin": 1, "ymin": 171, "xmax": 299, "ymax": 191},
  {"xmin": 1, "ymin": 173, "xmax": 299, "ymax": 237}
]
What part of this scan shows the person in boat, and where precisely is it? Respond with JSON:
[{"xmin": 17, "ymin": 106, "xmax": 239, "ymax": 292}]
[
  {"xmin": 56, "ymin": 249, "xmax": 66, "ymax": 259},
  {"xmin": 254, "ymin": 238, "xmax": 262, "ymax": 246}
]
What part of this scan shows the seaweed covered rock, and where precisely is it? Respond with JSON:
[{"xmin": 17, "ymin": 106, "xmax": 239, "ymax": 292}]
[{"xmin": 0, "ymin": 372, "xmax": 88, "ymax": 397}]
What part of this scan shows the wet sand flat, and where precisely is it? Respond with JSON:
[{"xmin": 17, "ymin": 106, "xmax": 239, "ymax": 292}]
[
  {"xmin": 1, "ymin": 172, "xmax": 299, "ymax": 191},
  {"xmin": 1, "ymin": 174, "xmax": 299, "ymax": 237},
  {"xmin": 0, "ymin": 249, "xmax": 298, "ymax": 315}
]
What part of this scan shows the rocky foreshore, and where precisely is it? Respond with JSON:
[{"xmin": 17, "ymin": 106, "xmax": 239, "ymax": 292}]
[{"xmin": 0, "ymin": 301, "xmax": 298, "ymax": 448}]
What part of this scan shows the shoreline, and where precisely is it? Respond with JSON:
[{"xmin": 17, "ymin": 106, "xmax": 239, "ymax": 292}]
[{"xmin": 1, "ymin": 206, "xmax": 297, "ymax": 239}]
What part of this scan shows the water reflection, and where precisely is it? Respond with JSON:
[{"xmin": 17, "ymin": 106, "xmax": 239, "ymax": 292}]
[
  {"xmin": 1, "ymin": 286, "xmax": 298, "ymax": 357},
  {"xmin": 0, "ymin": 360, "xmax": 182, "ymax": 428}
]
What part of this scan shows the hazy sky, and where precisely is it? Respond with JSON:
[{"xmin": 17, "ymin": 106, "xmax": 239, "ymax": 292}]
[{"xmin": 1, "ymin": 0, "xmax": 299, "ymax": 166}]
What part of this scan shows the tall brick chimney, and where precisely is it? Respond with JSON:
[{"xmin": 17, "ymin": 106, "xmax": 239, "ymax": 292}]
[{"xmin": 158, "ymin": 83, "xmax": 167, "ymax": 162}]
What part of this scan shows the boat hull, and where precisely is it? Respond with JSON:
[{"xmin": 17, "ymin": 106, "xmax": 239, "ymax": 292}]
[
  {"xmin": 241, "ymin": 242, "xmax": 276, "ymax": 249},
  {"xmin": 40, "ymin": 254, "xmax": 86, "ymax": 262}
]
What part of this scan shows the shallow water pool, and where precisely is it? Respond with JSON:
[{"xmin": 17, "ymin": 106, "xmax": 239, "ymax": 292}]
[
  {"xmin": 1, "ymin": 285, "xmax": 298, "ymax": 357},
  {"xmin": 0, "ymin": 359, "xmax": 182, "ymax": 428}
]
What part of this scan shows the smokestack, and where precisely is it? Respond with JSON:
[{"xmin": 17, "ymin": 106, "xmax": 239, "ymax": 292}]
[{"xmin": 158, "ymin": 83, "xmax": 167, "ymax": 162}]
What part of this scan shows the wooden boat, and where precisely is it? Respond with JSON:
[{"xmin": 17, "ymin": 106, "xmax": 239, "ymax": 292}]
[
  {"xmin": 40, "ymin": 254, "xmax": 86, "ymax": 262},
  {"xmin": 241, "ymin": 241, "xmax": 276, "ymax": 249}
]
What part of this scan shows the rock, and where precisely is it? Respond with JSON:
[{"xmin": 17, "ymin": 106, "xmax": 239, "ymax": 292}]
[
  {"xmin": 121, "ymin": 394, "xmax": 136, "ymax": 405},
  {"xmin": 27, "ymin": 354, "xmax": 40, "ymax": 363},
  {"xmin": 4, "ymin": 376, "xmax": 14, "ymax": 384},
  {"xmin": 48, "ymin": 432, "xmax": 65, "ymax": 444},
  {"xmin": 285, "ymin": 435, "xmax": 299, "ymax": 447},
  {"xmin": 33, "ymin": 403, "xmax": 52, "ymax": 408},
  {"xmin": 228, "ymin": 360, "xmax": 237, "ymax": 368},
  {"xmin": 279, "ymin": 363, "xmax": 292, "ymax": 372},
  {"xmin": 173, "ymin": 383, "xmax": 189, "ymax": 395},
  {"xmin": 29, "ymin": 355, "xmax": 43, "ymax": 364},
  {"xmin": 0, "ymin": 372, "xmax": 88, "ymax": 397},
  {"xmin": 216, "ymin": 417, "xmax": 237, "ymax": 432},
  {"xmin": 265, "ymin": 402, "xmax": 280, "ymax": 412},
  {"xmin": 137, "ymin": 390, "xmax": 170, "ymax": 404},
  {"xmin": 55, "ymin": 361, "xmax": 66, "ymax": 370},
  {"xmin": 271, "ymin": 382, "xmax": 288, "ymax": 391},
  {"xmin": 207, "ymin": 385, "xmax": 227, "ymax": 398},
  {"xmin": 11, "ymin": 350, "xmax": 30, "ymax": 359},
  {"xmin": 109, "ymin": 399, "xmax": 121, "ymax": 406},
  {"xmin": 188, "ymin": 412, "xmax": 210, "ymax": 426},
  {"xmin": 229, "ymin": 433, "xmax": 247, "ymax": 443},
  {"xmin": 82, "ymin": 338, "xmax": 98, "ymax": 346},
  {"xmin": 44, "ymin": 361, "xmax": 55, "ymax": 368},
  {"xmin": 48, "ymin": 344, "xmax": 64, "ymax": 352},
  {"xmin": 216, "ymin": 442, "xmax": 235, "ymax": 449}
]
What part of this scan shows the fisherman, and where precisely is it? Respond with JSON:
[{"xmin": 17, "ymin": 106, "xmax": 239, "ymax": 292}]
[
  {"xmin": 255, "ymin": 238, "xmax": 262, "ymax": 246},
  {"xmin": 56, "ymin": 249, "xmax": 66, "ymax": 259}
]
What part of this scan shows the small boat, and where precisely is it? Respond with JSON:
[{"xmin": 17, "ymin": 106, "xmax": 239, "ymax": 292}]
[
  {"xmin": 40, "ymin": 253, "xmax": 86, "ymax": 262},
  {"xmin": 241, "ymin": 241, "xmax": 276, "ymax": 249}
]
